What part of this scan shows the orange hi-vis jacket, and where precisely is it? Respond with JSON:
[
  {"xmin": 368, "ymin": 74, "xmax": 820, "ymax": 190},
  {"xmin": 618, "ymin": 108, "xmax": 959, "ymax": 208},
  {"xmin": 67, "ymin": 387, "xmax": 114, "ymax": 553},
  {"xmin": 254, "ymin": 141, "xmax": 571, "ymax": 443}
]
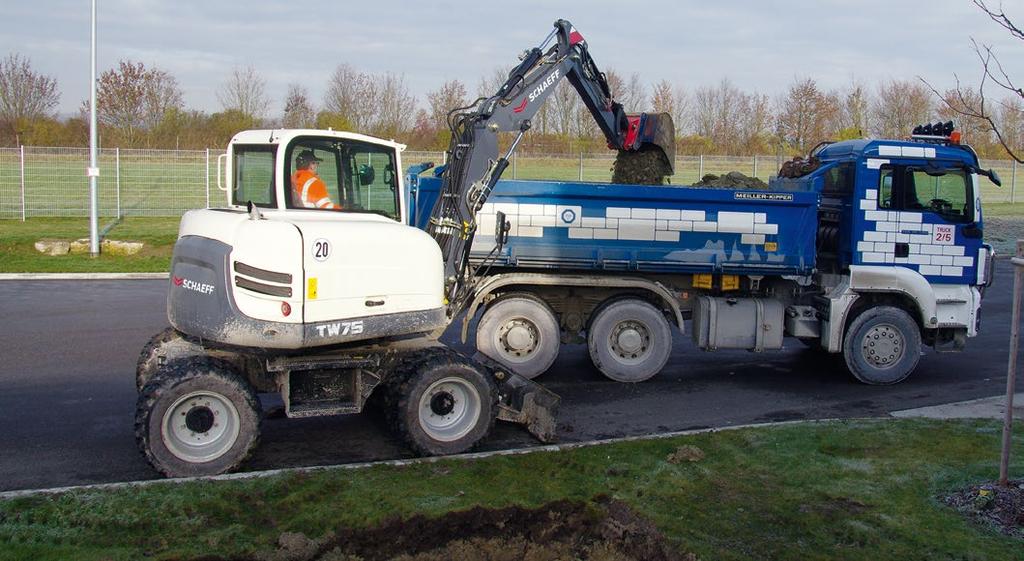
[{"xmin": 291, "ymin": 169, "xmax": 340, "ymax": 209}]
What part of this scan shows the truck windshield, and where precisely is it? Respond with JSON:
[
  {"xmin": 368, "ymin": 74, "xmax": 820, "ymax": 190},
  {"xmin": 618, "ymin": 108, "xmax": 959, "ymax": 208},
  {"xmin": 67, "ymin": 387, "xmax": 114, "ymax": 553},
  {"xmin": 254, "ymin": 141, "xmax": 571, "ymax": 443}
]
[
  {"xmin": 232, "ymin": 145, "xmax": 276, "ymax": 207},
  {"xmin": 285, "ymin": 137, "xmax": 400, "ymax": 220}
]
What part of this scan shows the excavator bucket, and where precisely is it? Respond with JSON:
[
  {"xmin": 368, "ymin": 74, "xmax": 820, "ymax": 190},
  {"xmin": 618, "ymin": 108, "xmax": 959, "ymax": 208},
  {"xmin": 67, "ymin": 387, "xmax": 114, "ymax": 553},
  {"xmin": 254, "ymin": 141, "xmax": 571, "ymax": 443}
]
[{"xmin": 613, "ymin": 112, "xmax": 676, "ymax": 185}]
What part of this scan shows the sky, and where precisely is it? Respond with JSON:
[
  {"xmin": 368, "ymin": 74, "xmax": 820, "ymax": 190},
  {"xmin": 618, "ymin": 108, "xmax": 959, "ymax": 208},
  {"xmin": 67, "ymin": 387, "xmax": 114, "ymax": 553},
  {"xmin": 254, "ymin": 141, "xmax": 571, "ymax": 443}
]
[{"xmin": 3, "ymin": 0, "xmax": 1022, "ymax": 118}]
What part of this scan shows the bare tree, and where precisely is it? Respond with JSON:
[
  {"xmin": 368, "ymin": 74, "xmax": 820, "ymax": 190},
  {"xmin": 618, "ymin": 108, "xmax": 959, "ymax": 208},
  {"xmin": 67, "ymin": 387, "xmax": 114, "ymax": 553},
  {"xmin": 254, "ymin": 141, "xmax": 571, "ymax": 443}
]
[
  {"xmin": 921, "ymin": 0, "xmax": 1023, "ymax": 162},
  {"xmin": 217, "ymin": 66, "xmax": 269, "ymax": 120},
  {"xmin": 998, "ymin": 97, "xmax": 1024, "ymax": 156},
  {"xmin": 840, "ymin": 81, "xmax": 870, "ymax": 137},
  {"xmin": 872, "ymin": 79, "xmax": 932, "ymax": 139},
  {"xmin": 94, "ymin": 60, "xmax": 183, "ymax": 146},
  {"xmin": 373, "ymin": 72, "xmax": 416, "ymax": 138},
  {"xmin": 776, "ymin": 77, "xmax": 840, "ymax": 153},
  {"xmin": 282, "ymin": 84, "xmax": 315, "ymax": 128},
  {"xmin": 0, "ymin": 54, "xmax": 60, "ymax": 143},
  {"xmin": 426, "ymin": 79, "xmax": 468, "ymax": 133},
  {"xmin": 324, "ymin": 63, "xmax": 377, "ymax": 131},
  {"xmin": 937, "ymin": 86, "xmax": 992, "ymax": 147}
]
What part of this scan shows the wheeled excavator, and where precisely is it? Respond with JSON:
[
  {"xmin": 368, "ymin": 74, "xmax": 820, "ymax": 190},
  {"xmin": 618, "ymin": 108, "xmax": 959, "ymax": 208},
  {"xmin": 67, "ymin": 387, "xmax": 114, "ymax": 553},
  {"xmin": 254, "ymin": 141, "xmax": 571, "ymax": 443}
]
[{"xmin": 135, "ymin": 19, "xmax": 675, "ymax": 477}]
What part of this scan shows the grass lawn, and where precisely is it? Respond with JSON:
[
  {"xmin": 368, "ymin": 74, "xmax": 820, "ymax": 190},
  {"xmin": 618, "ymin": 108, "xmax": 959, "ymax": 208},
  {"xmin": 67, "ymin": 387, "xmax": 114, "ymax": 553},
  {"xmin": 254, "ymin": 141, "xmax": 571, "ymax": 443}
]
[
  {"xmin": 1, "ymin": 418, "xmax": 1022, "ymax": 560},
  {"xmin": 0, "ymin": 217, "xmax": 179, "ymax": 273}
]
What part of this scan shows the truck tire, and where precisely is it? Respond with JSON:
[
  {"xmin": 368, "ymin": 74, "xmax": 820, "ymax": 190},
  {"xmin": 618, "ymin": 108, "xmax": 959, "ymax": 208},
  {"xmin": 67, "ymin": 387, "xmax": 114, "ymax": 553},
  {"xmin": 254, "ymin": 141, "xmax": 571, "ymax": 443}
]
[
  {"xmin": 842, "ymin": 306, "xmax": 921, "ymax": 385},
  {"xmin": 588, "ymin": 299, "xmax": 672, "ymax": 383},
  {"xmin": 136, "ymin": 327, "xmax": 202, "ymax": 391},
  {"xmin": 387, "ymin": 349, "xmax": 496, "ymax": 456},
  {"xmin": 476, "ymin": 294, "xmax": 560, "ymax": 379},
  {"xmin": 135, "ymin": 356, "xmax": 261, "ymax": 477}
]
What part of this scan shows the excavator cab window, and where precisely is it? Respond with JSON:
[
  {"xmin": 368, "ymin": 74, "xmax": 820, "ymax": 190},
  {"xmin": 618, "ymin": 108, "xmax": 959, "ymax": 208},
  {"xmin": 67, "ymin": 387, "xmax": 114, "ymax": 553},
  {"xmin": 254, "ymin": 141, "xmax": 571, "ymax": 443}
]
[
  {"xmin": 232, "ymin": 144, "xmax": 276, "ymax": 207},
  {"xmin": 283, "ymin": 136, "xmax": 400, "ymax": 220}
]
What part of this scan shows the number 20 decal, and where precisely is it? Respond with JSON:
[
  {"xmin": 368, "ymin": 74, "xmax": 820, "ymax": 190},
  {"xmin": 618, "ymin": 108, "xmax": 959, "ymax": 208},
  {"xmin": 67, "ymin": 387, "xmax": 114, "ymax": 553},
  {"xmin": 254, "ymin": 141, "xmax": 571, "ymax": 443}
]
[{"xmin": 312, "ymin": 238, "xmax": 331, "ymax": 261}]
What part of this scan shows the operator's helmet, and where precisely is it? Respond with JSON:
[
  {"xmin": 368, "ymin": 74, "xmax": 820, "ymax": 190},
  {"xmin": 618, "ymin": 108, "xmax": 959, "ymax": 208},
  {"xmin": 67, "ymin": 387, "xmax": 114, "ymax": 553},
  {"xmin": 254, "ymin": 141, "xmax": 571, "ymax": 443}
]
[{"xmin": 296, "ymin": 150, "xmax": 323, "ymax": 168}]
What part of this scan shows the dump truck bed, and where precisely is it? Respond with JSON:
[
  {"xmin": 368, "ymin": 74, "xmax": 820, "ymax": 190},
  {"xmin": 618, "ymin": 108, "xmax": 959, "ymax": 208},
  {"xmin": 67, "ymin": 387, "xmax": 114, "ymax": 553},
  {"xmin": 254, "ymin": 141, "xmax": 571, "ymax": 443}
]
[{"xmin": 412, "ymin": 177, "xmax": 820, "ymax": 277}]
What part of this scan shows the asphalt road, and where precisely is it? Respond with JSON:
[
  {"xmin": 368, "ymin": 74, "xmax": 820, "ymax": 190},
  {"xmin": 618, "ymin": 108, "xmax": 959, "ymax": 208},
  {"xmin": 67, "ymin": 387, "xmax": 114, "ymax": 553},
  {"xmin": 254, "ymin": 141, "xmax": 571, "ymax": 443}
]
[{"xmin": 1, "ymin": 262, "xmax": 1021, "ymax": 492}]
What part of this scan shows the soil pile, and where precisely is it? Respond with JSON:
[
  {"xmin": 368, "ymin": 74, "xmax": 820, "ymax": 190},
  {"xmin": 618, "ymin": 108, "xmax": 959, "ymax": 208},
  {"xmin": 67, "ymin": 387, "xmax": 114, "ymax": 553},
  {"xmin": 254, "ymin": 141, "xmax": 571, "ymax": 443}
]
[
  {"xmin": 240, "ymin": 497, "xmax": 692, "ymax": 561},
  {"xmin": 944, "ymin": 480, "xmax": 1024, "ymax": 539},
  {"xmin": 611, "ymin": 146, "xmax": 672, "ymax": 185},
  {"xmin": 692, "ymin": 172, "xmax": 767, "ymax": 189}
]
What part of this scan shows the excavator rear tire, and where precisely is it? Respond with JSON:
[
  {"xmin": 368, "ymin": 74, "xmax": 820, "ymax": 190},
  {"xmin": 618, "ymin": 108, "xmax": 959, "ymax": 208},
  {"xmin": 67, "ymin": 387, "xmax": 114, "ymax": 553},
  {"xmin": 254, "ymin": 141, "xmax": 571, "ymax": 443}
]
[{"xmin": 136, "ymin": 356, "xmax": 261, "ymax": 478}]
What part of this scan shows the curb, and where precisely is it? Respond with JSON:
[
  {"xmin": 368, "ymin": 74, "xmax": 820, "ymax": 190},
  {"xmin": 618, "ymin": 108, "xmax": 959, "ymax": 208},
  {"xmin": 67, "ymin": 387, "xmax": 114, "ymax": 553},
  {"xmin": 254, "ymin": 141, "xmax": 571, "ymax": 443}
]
[
  {"xmin": 0, "ymin": 273, "xmax": 168, "ymax": 280},
  {"xmin": 0, "ymin": 418, "xmax": 829, "ymax": 500}
]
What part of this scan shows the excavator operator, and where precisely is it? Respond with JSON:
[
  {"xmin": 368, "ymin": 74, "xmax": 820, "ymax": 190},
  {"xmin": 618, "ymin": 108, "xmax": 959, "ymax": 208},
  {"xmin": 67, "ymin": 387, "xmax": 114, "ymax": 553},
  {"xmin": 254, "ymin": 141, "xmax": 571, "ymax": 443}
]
[{"xmin": 291, "ymin": 150, "xmax": 341, "ymax": 210}]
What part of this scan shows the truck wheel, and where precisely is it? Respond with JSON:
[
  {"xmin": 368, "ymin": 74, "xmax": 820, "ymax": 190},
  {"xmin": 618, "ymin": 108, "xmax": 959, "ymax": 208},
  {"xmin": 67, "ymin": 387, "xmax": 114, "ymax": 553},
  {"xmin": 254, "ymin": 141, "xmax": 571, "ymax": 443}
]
[
  {"xmin": 388, "ymin": 350, "xmax": 496, "ymax": 456},
  {"xmin": 843, "ymin": 306, "xmax": 921, "ymax": 385},
  {"xmin": 588, "ymin": 299, "xmax": 672, "ymax": 383},
  {"xmin": 476, "ymin": 294, "xmax": 560, "ymax": 379},
  {"xmin": 135, "ymin": 356, "xmax": 261, "ymax": 477},
  {"xmin": 136, "ymin": 327, "xmax": 201, "ymax": 391}
]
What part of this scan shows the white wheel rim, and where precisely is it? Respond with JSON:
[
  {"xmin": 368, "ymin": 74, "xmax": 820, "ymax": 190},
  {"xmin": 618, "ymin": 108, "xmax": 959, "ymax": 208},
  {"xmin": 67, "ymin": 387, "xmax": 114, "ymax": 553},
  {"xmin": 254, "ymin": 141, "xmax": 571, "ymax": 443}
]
[
  {"xmin": 608, "ymin": 319, "xmax": 652, "ymax": 365},
  {"xmin": 417, "ymin": 377, "xmax": 481, "ymax": 442},
  {"xmin": 161, "ymin": 390, "xmax": 241, "ymax": 463},
  {"xmin": 860, "ymin": 323, "xmax": 905, "ymax": 369}
]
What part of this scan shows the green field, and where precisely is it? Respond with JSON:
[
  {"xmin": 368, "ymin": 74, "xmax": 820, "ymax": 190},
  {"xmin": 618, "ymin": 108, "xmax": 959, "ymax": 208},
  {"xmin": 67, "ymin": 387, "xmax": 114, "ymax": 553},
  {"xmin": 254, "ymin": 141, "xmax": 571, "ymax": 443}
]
[{"xmin": 1, "ymin": 418, "xmax": 1021, "ymax": 561}]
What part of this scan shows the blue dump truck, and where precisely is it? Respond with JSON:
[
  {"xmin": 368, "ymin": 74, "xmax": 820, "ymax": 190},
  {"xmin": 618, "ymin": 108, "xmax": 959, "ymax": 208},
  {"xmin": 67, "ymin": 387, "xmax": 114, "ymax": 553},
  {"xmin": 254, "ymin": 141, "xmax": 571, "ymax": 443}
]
[{"xmin": 408, "ymin": 128, "xmax": 1002, "ymax": 385}]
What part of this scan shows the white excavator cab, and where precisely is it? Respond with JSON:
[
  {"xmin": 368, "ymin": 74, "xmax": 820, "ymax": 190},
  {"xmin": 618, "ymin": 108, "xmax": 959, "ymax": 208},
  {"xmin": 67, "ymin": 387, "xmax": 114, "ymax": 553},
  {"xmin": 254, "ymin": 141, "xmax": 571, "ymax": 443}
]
[{"xmin": 168, "ymin": 130, "xmax": 446, "ymax": 349}]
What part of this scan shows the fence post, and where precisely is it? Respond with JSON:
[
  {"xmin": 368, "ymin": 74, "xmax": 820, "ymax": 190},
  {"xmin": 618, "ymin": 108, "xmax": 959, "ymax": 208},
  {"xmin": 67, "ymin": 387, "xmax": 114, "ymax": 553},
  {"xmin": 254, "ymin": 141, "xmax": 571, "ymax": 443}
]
[
  {"xmin": 512, "ymin": 151, "xmax": 517, "ymax": 180},
  {"xmin": 999, "ymin": 239, "xmax": 1023, "ymax": 487},
  {"xmin": 19, "ymin": 145, "xmax": 25, "ymax": 221},
  {"xmin": 753, "ymin": 155, "xmax": 758, "ymax": 179},
  {"xmin": 579, "ymin": 152, "xmax": 584, "ymax": 181},
  {"xmin": 1011, "ymin": 160, "xmax": 1017, "ymax": 204},
  {"xmin": 698, "ymin": 154, "xmax": 704, "ymax": 179},
  {"xmin": 205, "ymin": 148, "xmax": 211, "ymax": 208},
  {"xmin": 115, "ymin": 148, "xmax": 121, "ymax": 219},
  {"xmin": 442, "ymin": 151, "xmax": 446, "ymax": 165}
]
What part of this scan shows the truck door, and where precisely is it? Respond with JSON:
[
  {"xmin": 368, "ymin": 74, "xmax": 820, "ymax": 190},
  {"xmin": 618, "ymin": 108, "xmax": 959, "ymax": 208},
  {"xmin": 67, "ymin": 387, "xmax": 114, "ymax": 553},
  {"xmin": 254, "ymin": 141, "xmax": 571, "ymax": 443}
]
[{"xmin": 877, "ymin": 161, "xmax": 980, "ymax": 284}]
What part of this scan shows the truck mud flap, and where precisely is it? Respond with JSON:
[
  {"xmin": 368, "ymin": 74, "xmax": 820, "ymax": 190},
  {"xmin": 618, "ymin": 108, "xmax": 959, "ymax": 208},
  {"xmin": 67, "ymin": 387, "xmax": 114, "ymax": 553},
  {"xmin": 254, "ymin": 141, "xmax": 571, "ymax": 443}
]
[{"xmin": 475, "ymin": 352, "xmax": 560, "ymax": 443}]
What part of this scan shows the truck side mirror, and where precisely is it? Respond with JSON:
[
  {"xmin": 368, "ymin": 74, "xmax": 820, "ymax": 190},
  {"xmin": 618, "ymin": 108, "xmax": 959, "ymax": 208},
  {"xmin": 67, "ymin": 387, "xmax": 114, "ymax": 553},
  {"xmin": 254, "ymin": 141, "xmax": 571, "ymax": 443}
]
[{"xmin": 986, "ymin": 168, "xmax": 1002, "ymax": 187}]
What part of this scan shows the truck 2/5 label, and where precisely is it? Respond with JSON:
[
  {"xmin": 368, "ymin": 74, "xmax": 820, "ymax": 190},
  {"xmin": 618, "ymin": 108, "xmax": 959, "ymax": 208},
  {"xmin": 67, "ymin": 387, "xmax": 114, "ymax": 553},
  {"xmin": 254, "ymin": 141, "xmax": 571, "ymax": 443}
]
[{"xmin": 933, "ymin": 224, "xmax": 954, "ymax": 245}]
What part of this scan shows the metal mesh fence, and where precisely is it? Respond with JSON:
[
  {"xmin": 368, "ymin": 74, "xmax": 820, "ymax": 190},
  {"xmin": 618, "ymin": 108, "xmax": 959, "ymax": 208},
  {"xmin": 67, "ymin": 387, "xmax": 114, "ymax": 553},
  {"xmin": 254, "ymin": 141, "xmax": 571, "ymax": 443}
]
[
  {"xmin": 0, "ymin": 147, "xmax": 1019, "ymax": 219},
  {"xmin": 0, "ymin": 148, "xmax": 19, "ymax": 219}
]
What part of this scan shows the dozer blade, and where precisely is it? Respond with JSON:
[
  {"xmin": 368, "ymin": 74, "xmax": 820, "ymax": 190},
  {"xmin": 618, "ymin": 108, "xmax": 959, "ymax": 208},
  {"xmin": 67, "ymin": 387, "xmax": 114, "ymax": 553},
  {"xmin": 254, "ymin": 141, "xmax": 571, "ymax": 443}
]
[{"xmin": 475, "ymin": 353, "xmax": 560, "ymax": 443}]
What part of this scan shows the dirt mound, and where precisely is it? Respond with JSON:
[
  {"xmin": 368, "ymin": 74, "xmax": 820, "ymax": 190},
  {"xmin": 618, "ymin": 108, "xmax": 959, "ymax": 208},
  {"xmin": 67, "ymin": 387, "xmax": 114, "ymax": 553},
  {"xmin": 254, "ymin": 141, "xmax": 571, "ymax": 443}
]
[
  {"xmin": 692, "ymin": 172, "xmax": 767, "ymax": 190},
  {"xmin": 944, "ymin": 480, "xmax": 1024, "ymax": 539},
  {"xmin": 236, "ymin": 497, "xmax": 691, "ymax": 561},
  {"xmin": 611, "ymin": 146, "xmax": 672, "ymax": 185}
]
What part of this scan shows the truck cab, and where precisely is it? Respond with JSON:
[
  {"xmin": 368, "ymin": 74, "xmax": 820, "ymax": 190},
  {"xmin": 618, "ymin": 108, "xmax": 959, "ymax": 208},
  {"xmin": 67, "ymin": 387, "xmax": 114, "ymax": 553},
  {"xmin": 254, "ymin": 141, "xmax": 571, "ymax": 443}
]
[{"xmin": 800, "ymin": 134, "xmax": 998, "ymax": 356}]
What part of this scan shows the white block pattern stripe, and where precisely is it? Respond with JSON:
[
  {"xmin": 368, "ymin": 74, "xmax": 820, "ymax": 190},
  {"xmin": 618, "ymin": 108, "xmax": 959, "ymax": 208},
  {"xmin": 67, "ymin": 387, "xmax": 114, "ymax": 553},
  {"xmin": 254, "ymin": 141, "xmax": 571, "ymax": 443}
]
[
  {"xmin": 473, "ymin": 203, "xmax": 782, "ymax": 246},
  {"xmin": 858, "ymin": 202, "xmax": 973, "ymax": 277}
]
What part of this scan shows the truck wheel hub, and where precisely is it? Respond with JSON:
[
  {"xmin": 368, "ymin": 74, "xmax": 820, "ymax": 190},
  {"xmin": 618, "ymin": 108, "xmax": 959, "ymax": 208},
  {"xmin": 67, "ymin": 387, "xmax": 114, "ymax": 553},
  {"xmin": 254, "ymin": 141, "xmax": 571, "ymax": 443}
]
[
  {"xmin": 611, "ymin": 321, "xmax": 649, "ymax": 358},
  {"xmin": 501, "ymin": 320, "xmax": 537, "ymax": 355},
  {"xmin": 861, "ymin": 324, "xmax": 904, "ymax": 368}
]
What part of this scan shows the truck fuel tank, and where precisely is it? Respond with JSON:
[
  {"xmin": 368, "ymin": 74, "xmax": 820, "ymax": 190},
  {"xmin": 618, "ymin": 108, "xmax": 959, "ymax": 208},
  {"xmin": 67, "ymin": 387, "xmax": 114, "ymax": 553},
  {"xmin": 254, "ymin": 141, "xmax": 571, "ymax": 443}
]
[{"xmin": 692, "ymin": 296, "xmax": 785, "ymax": 351}]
